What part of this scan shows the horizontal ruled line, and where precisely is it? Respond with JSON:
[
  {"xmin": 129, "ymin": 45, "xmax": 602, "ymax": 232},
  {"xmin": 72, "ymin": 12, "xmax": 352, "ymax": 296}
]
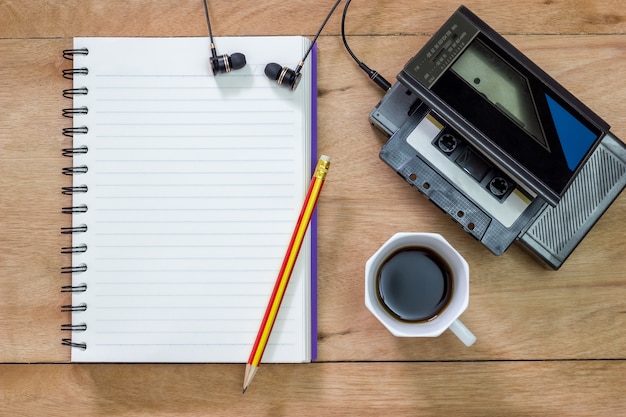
[
  {"xmin": 94, "ymin": 208, "xmax": 293, "ymax": 212},
  {"xmin": 93, "ymin": 196, "xmax": 293, "ymax": 200},
  {"xmin": 98, "ymin": 86, "xmax": 241, "ymax": 90},
  {"xmin": 95, "ymin": 135, "xmax": 292, "ymax": 138},
  {"xmin": 95, "ymin": 122, "xmax": 295, "ymax": 126},
  {"xmin": 93, "ymin": 160, "xmax": 292, "ymax": 163},
  {"xmin": 94, "ymin": 232, "xmax": 289, "ymax": 235},
  {"xmin": 96, "ymin": 74, "xmax": 213, "ymax": 77},
  {"xmin": 93, "ymin": 246, "xmax": 282, "ymax": 251},
  {"xmin": 93, "ymin": 184, "xmax": 295, "ymax": 187},
  {"xmin": 93, "ymin": 235, "xmax": 286, "ymax": 239},
  {"xmin": 94, "ymin": 147, "xmax": 295, "ymax": 151},
  {"xmin": 95, "ymin": 269, "xmax": 277, "ymax": 273},
  {"xmin": 93, "ymin": 343, "xmax": 294, "ymax": 347},
  {"xmin": 95, "ymin": 98, "xmax": 281, "ymax": 102},
  {"xmin": 94, "ymin": 294, "xmax": 271, "ymax": 297},
  {"xmin": 93, "ymin": 171, "xmax": 295, "ymax": 175},
  {"xmin": 98, "ymin": 110, "xmax": 291, "ymax": 114},
  {"xmin": 93, "ymin": 221, "xmax": 291, "ymax": 224},
  {"xmin": 94, "ymin": 282, "xmax": 273, "ymax": 285},
  {"xmin": 94, "ymin": 257, "xmax": 280, "ymax": 261},
  {"xmin": 96, "ymin": 74, "xmax": 269, "ymax": 78},
  {"xmin": 94, "ymin": 318, "xmax": 272, "ymax": 321},
  {"xmin": 94, "ymin": 331, "xmax": 263, "ymax": 334},
  {"xmin": 94, "ymin": 306, "xmax": 266, "ymax": 309}
]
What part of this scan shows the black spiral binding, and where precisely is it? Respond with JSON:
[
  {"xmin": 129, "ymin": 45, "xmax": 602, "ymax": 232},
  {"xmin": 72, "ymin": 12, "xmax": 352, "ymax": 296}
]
[
  {"xmin": 62, "ymin": 339, "xmax": 87, "ymax": 350},
  {"xmin": 62, "ymin": 145, "xmax": 88, "ymax": 157},
  {"xmin": 61, "ymin": 224, "xmax": 88, "ymax": 234},
  {"xmin": 61, "ymin": 244, "xmax": 88, "ymax": 254},
  {"xmin": 61, "ymin": 283, "xmax": 87, "ymax": 292},
  {"xmin": 62, "ymin": 87, "xmax": 88, "ymax": 99},
  {"xmin": 61, "ymin": 264, "xmax": 88, "ymax": 274},
  {"xmin": 61, "ymin": 204, "xmax": 88, "ymax": 214},
  {"xmin": 61, "ymin": 323, "xmax": 87, "ymax": 331},
  {"xmin": 61, "ymin": 48, "xmax": 90, "ymax": 351},
  {"xmin": 62, "ymin": 107, "xmax": 88, "ymax": 118},
  {"xmin": 62, "ymin": 68, "xmax": 89, "ymax": 80},
  {"xmin": 61, "ymin": 303, "xmax": 88, "ymax": 312},
  {"xmin": 62, "ymin": 126, "xmax": 88, "ymax": 137},
  {"xmin": 61, "ymin": 185, "xmax": 88, "ymax": 196},
  {"xmin": 63, "ymin": 48, "xmax": 89, "ymax": 60},
  {"xmin": 62, "ymin": 165, "xmax": 88, "ymax": 176}
]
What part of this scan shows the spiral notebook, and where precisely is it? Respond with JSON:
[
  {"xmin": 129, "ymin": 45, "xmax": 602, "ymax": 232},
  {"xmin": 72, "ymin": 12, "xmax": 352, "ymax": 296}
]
[{"xmin": 61, "ymin": 37, "xmax": 317, "ymax": 363}]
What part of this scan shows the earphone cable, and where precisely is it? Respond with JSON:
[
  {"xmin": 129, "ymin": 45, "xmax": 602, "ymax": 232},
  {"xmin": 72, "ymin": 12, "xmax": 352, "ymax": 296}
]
[
  {"xmin": 341, "ymin": 0, "xmax": 391, "ymax": 91},
  {"xmin": 296, "ymin": 0, "xmax": 344, "ymax": 74},
  {"xmin": 202, "ymin": 0, "xmax": 215, "ymax": 44}
]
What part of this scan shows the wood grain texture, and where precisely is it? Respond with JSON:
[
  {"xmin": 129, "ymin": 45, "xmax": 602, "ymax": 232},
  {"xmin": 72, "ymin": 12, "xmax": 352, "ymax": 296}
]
[
  {"xmin": 1, "ymin": 0, "xmax": 626, "ymax": 37},
  {"xmin": 0, "ymin": 0, "xmax": 625, "ymax": 415},
  {"xmin": 1, "ymin": 362, "xmax": 625, "ymax": 416}
]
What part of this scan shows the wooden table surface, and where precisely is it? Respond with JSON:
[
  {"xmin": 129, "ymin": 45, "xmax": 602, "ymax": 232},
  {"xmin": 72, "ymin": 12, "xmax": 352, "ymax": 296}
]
[{"xmin": 1, "ymin": 1, "xmax": 625, "ymax": 415}]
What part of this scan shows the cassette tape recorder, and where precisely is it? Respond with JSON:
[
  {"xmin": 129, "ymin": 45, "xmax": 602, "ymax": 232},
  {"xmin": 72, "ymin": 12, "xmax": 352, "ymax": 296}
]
[{"xmin": 370, "ymin": 6, "xmax": 626, "ymax": 269}]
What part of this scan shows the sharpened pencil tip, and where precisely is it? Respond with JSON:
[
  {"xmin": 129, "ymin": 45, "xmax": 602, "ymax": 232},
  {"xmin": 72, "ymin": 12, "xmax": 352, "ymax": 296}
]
[
  {"xmin": 242, "ymin": 387, "xmax": 247, "ymax": 394},
  {"xmin": 243, "ymin": 364, "xmax": 258, "ymax": 393}
]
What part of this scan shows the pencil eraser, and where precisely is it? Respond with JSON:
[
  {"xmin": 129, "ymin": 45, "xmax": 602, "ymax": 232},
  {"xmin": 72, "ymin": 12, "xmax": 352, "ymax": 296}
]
[{"xmin": 320, "ymin": 155, "xmax": 331, "ymax": 162}]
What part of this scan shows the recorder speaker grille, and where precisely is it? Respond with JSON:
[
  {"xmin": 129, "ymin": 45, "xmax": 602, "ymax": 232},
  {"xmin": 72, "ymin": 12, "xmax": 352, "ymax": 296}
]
[{"xmin": 524, "ymin": 140, "xmax": 626, "ymax": 263}]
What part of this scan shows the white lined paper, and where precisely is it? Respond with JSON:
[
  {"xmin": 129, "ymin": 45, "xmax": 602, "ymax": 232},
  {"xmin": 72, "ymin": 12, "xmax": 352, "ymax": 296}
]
[{"xmin": 69, "ymin": 37, "xmax": 313, "ymax": 362}]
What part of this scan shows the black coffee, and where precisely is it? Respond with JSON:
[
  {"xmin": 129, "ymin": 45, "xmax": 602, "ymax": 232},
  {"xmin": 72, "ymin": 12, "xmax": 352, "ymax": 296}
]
[{"xmin": 376, "ymin": 246, "xmax": 453, "ymax": 322}]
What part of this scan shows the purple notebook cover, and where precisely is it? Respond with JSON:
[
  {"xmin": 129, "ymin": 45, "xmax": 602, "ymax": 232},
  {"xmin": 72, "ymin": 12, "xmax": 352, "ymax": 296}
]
[{"xmin": 310, "ymin": 43, "xmax": 318, "ymax": 361}]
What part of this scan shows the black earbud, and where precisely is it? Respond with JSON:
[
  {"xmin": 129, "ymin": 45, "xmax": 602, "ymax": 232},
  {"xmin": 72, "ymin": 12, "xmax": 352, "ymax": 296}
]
[
  {"xmin": 210, "ymin": 48, "xmax": 247, "ymax": 75},
  {"xmin": 203, "ymin": 0, "xmax": 246, "ymax": 75},
  {"xmin": 264, "ymin": 0, "xmax": 342, "ymax": 91},
  {"xmin": 264, "ymin": 62, "xmax": 303, "ymax": 91}
]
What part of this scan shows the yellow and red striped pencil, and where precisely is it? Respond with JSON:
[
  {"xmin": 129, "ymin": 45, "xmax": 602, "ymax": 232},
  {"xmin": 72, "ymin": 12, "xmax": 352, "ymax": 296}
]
[{"xmin": 243, "ymin": 155, "xmax": 331, "ymax": 393}]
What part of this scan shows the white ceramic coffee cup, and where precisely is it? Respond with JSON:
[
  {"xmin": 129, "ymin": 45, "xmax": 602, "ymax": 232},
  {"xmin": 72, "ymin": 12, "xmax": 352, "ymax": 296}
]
[{"xmin": 364, "ymin": 232, "xmax": 476, "ymax": 346}]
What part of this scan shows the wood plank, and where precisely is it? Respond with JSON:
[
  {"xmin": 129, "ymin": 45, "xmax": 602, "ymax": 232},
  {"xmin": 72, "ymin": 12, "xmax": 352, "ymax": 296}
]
[
  {"xmin": 1, "ymin": 1, "xmax": 626, "ymax": 39},
  {"xmin": 1, "ymin": 362, "xmax": 624, "ymax": 416}
]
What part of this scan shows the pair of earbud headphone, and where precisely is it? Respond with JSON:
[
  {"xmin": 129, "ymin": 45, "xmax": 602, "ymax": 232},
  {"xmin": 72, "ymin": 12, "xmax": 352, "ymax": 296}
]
[{"xmin": 203, "ymin": 0, "xmax": 342, "ymax": 91}]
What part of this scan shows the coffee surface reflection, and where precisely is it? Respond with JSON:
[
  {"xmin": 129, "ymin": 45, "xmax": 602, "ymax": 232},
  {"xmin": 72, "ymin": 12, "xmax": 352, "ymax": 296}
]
[{"xmin": 376, "ymin": 246, "xmax": 453, "ymax": 322}]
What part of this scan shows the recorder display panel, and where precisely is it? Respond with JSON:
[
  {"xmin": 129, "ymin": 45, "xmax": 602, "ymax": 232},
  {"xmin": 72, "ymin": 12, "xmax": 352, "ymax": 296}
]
[{"xmin": 430, "ymin": 37, "xmax": 601, "ymax": 195}]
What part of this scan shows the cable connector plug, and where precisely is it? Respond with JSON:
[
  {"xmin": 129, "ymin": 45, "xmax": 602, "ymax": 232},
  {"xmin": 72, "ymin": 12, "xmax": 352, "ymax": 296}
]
[{"xmin": 359, "ymin": 62, "xmax": 391, "ymax": 92}]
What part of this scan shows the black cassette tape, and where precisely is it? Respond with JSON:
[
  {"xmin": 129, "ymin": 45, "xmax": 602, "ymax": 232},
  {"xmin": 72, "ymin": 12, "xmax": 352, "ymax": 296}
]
[{"xmin": 370, "ymin": 6, "xmax": 626, "ymax": 269}]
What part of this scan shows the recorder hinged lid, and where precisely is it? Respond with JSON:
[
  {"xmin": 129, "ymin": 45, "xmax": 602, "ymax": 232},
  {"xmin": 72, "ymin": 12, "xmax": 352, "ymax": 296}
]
[{"xmin": 397, "ymin": 5, "xmax": 610, "ymax": 206}]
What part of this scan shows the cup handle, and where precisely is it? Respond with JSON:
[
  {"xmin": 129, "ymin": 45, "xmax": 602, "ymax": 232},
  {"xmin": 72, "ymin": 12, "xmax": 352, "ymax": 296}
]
[{"xmin": 449, "ymin": 319, "xmax": 476, "ymax": 347}]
